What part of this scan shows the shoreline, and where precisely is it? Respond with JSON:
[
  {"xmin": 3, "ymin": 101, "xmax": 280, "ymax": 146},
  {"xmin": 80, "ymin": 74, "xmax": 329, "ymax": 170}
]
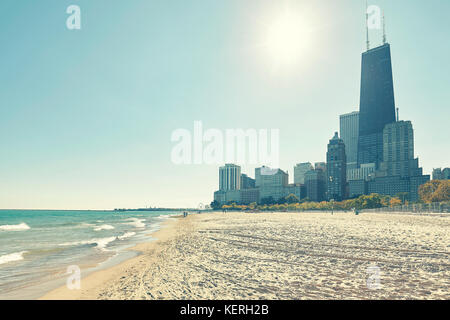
[
  {"xmin": 0, "ymin": 212, "xmax": 179, "ymax": 300},
  {"xmin": 39, "ymin": 215, "xmax": 182, "ymax": 300},
  {"xmin": 40, "ymin": 211, "xmax": 449, "ymax": 300}
]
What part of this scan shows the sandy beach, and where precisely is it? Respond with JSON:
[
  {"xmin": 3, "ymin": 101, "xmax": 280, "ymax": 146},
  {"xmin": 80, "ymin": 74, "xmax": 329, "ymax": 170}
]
[{"xmin": 41, "ymin": 211, "xmax": 450, "ymax": 300}]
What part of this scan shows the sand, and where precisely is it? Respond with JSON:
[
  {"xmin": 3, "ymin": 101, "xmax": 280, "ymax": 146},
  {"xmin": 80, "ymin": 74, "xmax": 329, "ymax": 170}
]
[{"xmin": 40, "ymin": 211, "xmax": 450, "ymax": 300}]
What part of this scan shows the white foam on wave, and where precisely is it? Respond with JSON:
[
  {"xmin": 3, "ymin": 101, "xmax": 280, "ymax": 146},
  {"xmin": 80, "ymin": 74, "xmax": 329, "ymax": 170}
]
[
  {"xmin": 93, "ymin": 224, "xmax": 115, "ymax": 231},
  {"xmin": 59, "ymin": 237, "xmax": 117, "ymax": 251},
  {"xmin": 118, "ymin": 232, "xmax": 136, "ymax": 240},
  {"xmin": 0, "ymin": 223, "xmax": 30, "ymax": 232},
  {"xmin": 95, "ymin": 237, "xmax": 117, "ymax": 249},
  {"xmin": 123, "ymin": 218, "xmax": 146, "ymax": 228},
  {"xmin": 0, "ymin": 251, "xmax": 28, "ymax": 265}
]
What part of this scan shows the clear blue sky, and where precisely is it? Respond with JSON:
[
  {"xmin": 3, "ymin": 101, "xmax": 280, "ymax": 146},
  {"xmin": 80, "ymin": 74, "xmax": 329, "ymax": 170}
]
[{"xmin": 0, "ymin": 0, "xmax": 449, "ymax": 209}]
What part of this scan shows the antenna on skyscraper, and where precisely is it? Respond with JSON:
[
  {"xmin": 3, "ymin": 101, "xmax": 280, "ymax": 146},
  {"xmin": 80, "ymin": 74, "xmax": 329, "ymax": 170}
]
[
  {"xmin": 383, "ymin": 10, "xmax": 387, "ymax": 45},
  {"xmin": 365, "ymin": 0, "xmax": 370, "ymax": 51},
  {"xmin": 396, "ymin": 108, "xmax": 399, "ymax": 122}
]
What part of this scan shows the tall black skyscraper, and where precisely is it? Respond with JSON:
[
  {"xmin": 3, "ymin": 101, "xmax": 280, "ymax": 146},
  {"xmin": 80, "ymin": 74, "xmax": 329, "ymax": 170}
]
[{"xmin": 357, "ymin": 43, "xmax": 396, "ymax": 167}]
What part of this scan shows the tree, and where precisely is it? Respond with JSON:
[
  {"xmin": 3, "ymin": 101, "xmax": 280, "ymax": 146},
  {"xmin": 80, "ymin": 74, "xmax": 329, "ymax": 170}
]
[
  {"xmin": 210, "ymin": 200, "xmax": 221, "ymax": 210},
  {"xmin": 389, "ymin": 197, "xmax": 402, "ymax": 207},
  {"xmin": 249, "ymin": 202, "xmax": 257, "ymax": 210},
  {"xmin": 300, "ymin": 197, "xmax": 309, "ymax": 204},
  {"xmin": 396, "ymin": 192, "xmax": 409, "ymax": 204},
  {"xmin": 285, "ymin": 194, "xmax": 300, "ymax": 204},
  {"xmin": 261, "ymin": 196, "xmax": 275, "ymax": 205},
  {"xmin": 352, "ymin": 194, "xmax": 385, "ymax": 209},
  {"xmin": 419, "ymin": 180, "xmax": 449, "ymax": 203},
  {"xmin": 431, "ymin": 180, "xmax": 450, "ymax": 202}
]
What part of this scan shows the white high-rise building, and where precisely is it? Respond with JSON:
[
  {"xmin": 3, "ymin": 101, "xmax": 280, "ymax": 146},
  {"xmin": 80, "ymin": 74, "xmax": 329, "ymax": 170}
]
[
  {"xmin": 255, "ymin": 166, "xmax": 288, "ymax": 188},
  {"xmin": 219, "ymin": 164, "xmax": 241, "ymax": 191},
  {"xmin": 255, "ymin": 166, "xmax": 289, "ymax": 202}
]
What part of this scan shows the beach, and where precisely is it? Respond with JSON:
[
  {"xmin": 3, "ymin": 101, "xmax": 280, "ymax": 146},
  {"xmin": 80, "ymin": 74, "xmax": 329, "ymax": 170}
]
[
  {"xmin": 41, "ymin": 211, "xmax": 450, "ymax": 300},
  {"xmin": 0, "ymin": 210, "xmax": 178, "ymax": 299}
]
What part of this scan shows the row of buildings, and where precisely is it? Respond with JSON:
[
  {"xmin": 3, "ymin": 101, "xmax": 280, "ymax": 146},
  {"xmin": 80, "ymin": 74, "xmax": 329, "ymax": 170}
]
[
  {"xmin": 213, "ymin": 28, "xmax": 444, "ymax": 206},
  {"xmin": 214, "ymin": 116, "xmax": 430, "ymax": 205},
  {"xmin": 215, "ymin": 164, "xmax": 303, "ymax": 205},
  {"xmin": 432, "ymin": 168, "xmax": 450, "ymax": 181}
]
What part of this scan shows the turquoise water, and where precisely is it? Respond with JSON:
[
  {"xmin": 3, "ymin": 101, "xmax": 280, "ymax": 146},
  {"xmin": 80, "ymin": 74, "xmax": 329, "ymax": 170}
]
[{"xmin": 0, "ymin": 210, "xmax": 177, "ymax": 299}]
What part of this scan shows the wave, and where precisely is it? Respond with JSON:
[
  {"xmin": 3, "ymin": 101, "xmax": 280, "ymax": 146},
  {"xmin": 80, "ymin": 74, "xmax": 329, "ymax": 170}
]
[
  {"xmin": 95, "ymin": 237, "xmax": 117, "ymax": 249},
  {"xmin": 0, "ymin": 251, "xmax": 28, "ymax": 265},
  {"xmin": 93, "ymin": 224, "xmax": 115, "ymax": 231},
  {"xmin": 59, "ymin": 237, "xmax": 117, "ymax": 251},
  {"xmin": 117, "ymin": 232, "xmax": 136, "ymax": 240},
  {"xmin": 0, "ymin": 223, "xmax": 30, "ymax": 232},
  {"xmin": 123, "ymin": 218, "xmax": 146, "ymax": 228},
  {"xmin": 59, "ymin": 229, "xmax": 137, "ymax": 252}
]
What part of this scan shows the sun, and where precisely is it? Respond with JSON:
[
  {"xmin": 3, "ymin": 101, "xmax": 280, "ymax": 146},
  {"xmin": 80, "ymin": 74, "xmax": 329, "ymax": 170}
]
[{"xmin": 264, "ymin": 11, "xmax": 311, "ymax": 68}]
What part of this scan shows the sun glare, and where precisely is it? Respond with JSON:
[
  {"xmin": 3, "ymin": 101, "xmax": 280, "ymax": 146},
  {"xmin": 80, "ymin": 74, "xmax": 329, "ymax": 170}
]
[{"xmin": 264, "ymin": 11, "xmax": 311, "ymax": 68}]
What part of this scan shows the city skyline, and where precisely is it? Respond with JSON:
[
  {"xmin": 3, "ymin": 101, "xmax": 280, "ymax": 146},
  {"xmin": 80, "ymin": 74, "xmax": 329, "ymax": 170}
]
[
  {"xmin": 213, "ymin": 36, "xmax": 430, "ymax": 204},
  {"xmin": 1, "ymin": 0, "xmax": 449, "ymax": 209}
]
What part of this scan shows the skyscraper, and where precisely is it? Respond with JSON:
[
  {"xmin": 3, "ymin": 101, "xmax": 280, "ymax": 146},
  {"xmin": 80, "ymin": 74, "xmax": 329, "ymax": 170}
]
[
  {"xmin": 326, "ymin": 132, "xmax": 347, "ymax": 201},
  {"xmin": 219, "ymin": 164, "xmax": 241, "ymax": 191},
  {"xmin": 240, "ymin": 174, "xmax": 256, "ymax": 189},
  {"xmin": 255, "ymin": 166, "xmax": 289, "ymax": 202},
  {"xmin": 294, "ymin": 162, "xmax": 313, "ymax": 184},
  {"xmin": 368, "ymin": 121, "xmax": 430, "ymax": 201},
  {"xmin": 432, "ymin": 168, "xmax": 444, "ymax": 180},
  {"xmin": 314, "ymin": 162, "xmax": 327, "ymax": 173},
  {"xmin": 357, "ymin": 43, "xmax": 396, "ymax": 167},
  {"xmin": 379, "ymin": 121, "xmax": 422, "ymax": 178},
  {"xmin": 305, "ymin": 169, "xmax": 326, "ymax": 202},
  {"xmin": 347, "ymin": 163, "xmax": 376, "ymax": 181},
  {"xmin": 444, "ymin": 168, "xmax": 450, "ymax": 180},
  {"xmin": 340, "ymin": 111, "xmax": 359, "ymax": 169}
]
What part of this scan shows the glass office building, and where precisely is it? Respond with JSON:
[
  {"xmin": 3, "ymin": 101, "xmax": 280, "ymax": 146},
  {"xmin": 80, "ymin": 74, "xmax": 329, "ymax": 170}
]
[{"xmin": 357, "ymin": 44, "xmax": 396, "ymax": 167}]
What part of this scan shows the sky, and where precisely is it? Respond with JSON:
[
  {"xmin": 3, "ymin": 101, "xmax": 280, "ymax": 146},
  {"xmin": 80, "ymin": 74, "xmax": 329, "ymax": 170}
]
[{"xmin": 0, "ymin": 0, "xmax": 449, "ymax": 210}]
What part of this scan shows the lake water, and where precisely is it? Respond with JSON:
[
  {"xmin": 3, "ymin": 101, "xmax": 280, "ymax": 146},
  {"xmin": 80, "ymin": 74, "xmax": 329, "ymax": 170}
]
[{"xmin": 0, "ymin": 209, "xmax": 178, "ymax": 299}]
